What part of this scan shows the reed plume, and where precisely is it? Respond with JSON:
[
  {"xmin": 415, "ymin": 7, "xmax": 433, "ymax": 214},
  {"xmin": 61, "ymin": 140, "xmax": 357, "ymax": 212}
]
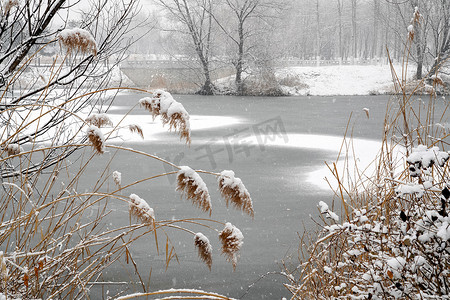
[
  {"xmin": 176, "ymin": 166, "xmax": 212, "ymax": 214},
  {"xmin": 86, "ymin": 113, "xmax": 113, "ymax": 128},
  {"xmin": 0, "ymin": 251, "xmax": 8, "ymax": 281},
  {"xmin": 58, "ymin": 28, "xmax": 98, "ymax": 55},
  {"xmin": 86, "ymin": 125, "xmax": 105, "ymax": 154},
  {"xmin": 218, "ymin": 223, "xmax": 244, "ymax": 270},
  {"xmin": 139, "ymin": 90, "xmax": 191, "ymax": 144},
  {"xmin": 2, "ymin": 0, "xmax": 19, "ymax": 15},
  {"xmin": 5, "ymin": 143, "xmax": 22, "ymax": 156},
  {"xmin": 139, "ymin": 96, "xmax": 160, "ymax": 119},
  {"xmin": 113, "ymin": 171, "xmax": 121, "ymax": 187},
  {"xmin": 218, "ymin": 170, "xmax": 254, "ymax": 218},
  {"xmin": 128, "ymin": 124, "xmax": 144, "ymax": 139},
  {"xmin": 129, "ymin": 194, "xmax": 155, "ymax": 226},
  {"xmin": 194, "ymin": 233, "xmax": 213, "ymax": 270}
]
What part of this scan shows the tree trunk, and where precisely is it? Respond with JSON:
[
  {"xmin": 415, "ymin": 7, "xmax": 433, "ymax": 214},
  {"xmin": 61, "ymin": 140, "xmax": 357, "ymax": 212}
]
[
  {"xmin": 316, "ymin": 0, "xmax": 320, "ymax": 67},
  {"xmin": 428, "ymin": 0, "xmax": 450, "ymax": 76},
  {"xmin": 236, "ymin": 20, "xmax": 245, "ymax": 96},
  {"xmin": 409, "ymin": 0, "xmax": 424, "ymax": 79},
  {"xmin": 372, "ymin": 0, "xmax": 379, "ymax": 60},
  {"xmin": 337, "ymin": 0, "xmax": 343, "ymax": 64},
  {"xmin": 351, "ymin": 0, "xmax": 357, "ymax": 63}
]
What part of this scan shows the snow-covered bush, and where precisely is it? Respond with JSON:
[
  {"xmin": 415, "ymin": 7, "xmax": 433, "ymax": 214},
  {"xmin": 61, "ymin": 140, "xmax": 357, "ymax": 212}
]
[
  {"xmin": 285, "ymin": 144, "xmax": 449, "ymax": 299},
  {"xmin": 284, "ymin": 8, "xmax": 449, "ymax": 299}
]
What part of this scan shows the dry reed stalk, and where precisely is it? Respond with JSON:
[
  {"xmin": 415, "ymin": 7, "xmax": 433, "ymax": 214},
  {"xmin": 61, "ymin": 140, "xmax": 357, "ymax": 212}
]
[
  {"xmin": 176, "ymin": 166, "xmax": 212, "ymax": 214},
  {"xmin": 218, "ymin": 170, "xmax": 254, "ymax": 218},
  {"xmin": 116, "ymin": 289, "xmax": 235, "ymax": 300},
  {"xmin": 194, "ymin": 232, "xmax": 213, "ymax": 270}
]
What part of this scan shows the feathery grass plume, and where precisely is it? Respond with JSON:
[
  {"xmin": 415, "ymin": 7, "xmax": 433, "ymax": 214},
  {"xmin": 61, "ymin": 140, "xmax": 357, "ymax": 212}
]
[
  {"xmin": 0, "ymin": 251, "xmax": 8, "ymax": 281},
  {"xmin": 2, "ymin": 0, "xmax": 19, "ymax": 15},
  {"xmin": 218, "ymin": 223, "xmax": 244, "ymax": 270},
  {"xmin": 85, "ymin": 113, "xmax": 113, "ymax": 128},
  {"xmin": 86, "ymin": 125, "xmax": 105, "ymax": 154},
  {"xmin": 112, "ymin": 171, "xmax": 121, "ymax": 187},
  {"xmin": 5, "ymin": 143, "xmax": 22, "ymax": 156},
  {"xmin": 218, "ymin": 170, "xmax": 254, "ymax": 218},
  {"xmin": 139, "ymin": 90, "xmax": 191, "ymax": 143},
  {"xmin": 129, "ymin": 194, "xmax": 155, "ymax": 225},
  {"xmin": 194, "ymin": 233, "xmax": 212, "ymax": 270},
  {"xmin": 176, "ymin": 166, "xmax": 212, "ymax": 214},
  {"xmin": 139, "ymin": 96, "xmax": 160, "ymax": 118},
  {"xmin": 164, "ymin": 101, "xmax": 191, "ymax": 144},
  {"xmin": 58, "ymin": 28, "xmax": 98, "ymax": 56},
  {"xmin": 128, "ymin": 124, "xmax": 144, "ymax": 139}
]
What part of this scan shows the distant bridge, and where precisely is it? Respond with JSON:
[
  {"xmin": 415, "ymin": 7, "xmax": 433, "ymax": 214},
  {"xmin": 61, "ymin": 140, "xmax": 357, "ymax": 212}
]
[{"xmin": 120, "ymin": 60, "xmax": 234, "ymax": 91}]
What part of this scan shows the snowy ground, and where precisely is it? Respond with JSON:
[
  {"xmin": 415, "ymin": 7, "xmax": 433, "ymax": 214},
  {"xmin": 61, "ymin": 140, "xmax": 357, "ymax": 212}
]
[
  {"xmin": 216, "ymin": 64, "xmax": 419, "ymax": 96},
  {"xmin": 276, "ymin": 64, "xmax": 410, "ymax": 96}
]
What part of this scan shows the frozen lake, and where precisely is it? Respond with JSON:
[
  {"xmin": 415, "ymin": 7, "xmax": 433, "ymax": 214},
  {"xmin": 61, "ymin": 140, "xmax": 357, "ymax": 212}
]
[{"xmin": 82, "ymin": 94, "xmax": 445, "ymax": 299}]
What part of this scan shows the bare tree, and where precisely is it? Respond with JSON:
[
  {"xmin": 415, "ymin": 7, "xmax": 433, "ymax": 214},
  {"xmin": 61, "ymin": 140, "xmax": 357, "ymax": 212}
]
[
  {"xmin": 336, "ymin": 0, "xmax": 344, "ymax": 64},
  {"xmin": 427, "ymin": 0, "xmax": 450, "ymax": 76},
  {"xmin": 0, "ymin": 0, "xmax": 146, "ymax": 178},
  {"xmin": 351, "ymin": 0, "xmax": 357, "ymax": 62},
  {"xmin": 155, "ymin": 0, "xmax": 215, "ymax": 95},
  {"xmin": 210, "ymin": 0, "xmax": 280, "ymax": 95}
]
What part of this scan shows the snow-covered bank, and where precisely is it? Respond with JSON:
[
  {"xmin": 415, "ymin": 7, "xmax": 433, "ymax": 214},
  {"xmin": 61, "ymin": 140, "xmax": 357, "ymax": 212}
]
[
  {"xmin": 215, "ymin": 64, "xmax": 421, "ymax": 96},
  {"xmin": 276, "ymin": 65, "xmax": 410, "ymax": 96}
]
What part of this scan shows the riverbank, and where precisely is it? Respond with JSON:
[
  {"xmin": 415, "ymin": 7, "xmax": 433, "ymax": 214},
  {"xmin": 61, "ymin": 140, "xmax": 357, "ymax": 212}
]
[{"xmin": 215, "ymin": 64, "xmax": 449, "ymax": 96}]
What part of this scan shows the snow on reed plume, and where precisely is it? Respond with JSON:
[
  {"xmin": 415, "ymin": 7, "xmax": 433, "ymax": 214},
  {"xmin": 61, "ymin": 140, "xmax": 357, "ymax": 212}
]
[
  {"xmin": 194, "ymin": 233, "xmax": 212, "ymax": 270},
  {"xmin": 86, "ymin": 125, "xmax": 105, "ymax": 154},
  {"xmin": 129, "ymin": 194, "xmax": 155, "ymax": 226},
  {"xmin": 2, "ymin": 0, "xmax": 19, "ymax": 15},
  {"xmin": 219, "ymin": 223, "xmax": 244, "ymax": 271},
  {"xmin": 85, "ymin": 113, "xmax": 113, "ymax": 128},
  {"xmin": 176, "ymin": 166, "xmax": 212, "ymax": 214},
  {"xmin": 218, "ymin": 170, "xmax": 254, "ymax": 218},
  {"xmin": 139, "ymin": 90, "xmax": 191, "ymax": 143},
  {"xmin": 5, "ymin": 143, "xmax": 22, "ymax": 156},
  {"xmin": 113, "ymin": 171, "xmax": 121, "ymax": 187},
  {"xmin": 0, "ymin": 251, "xmax": 8, "ymax": 281},
  {"xmin": 58, "ymin": 28, "xmax": 97, "ymax": 56}
]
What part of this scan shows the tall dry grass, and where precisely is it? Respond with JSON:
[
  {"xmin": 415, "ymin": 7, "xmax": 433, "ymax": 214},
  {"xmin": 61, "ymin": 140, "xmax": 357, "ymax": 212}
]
[
  {"xmin": 0, "ymin": 30, "xmax": 251, "ymax": 300},
  {"xmin": 283, "ymin": 8, "xmax": 449, "ymax": 300}
]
